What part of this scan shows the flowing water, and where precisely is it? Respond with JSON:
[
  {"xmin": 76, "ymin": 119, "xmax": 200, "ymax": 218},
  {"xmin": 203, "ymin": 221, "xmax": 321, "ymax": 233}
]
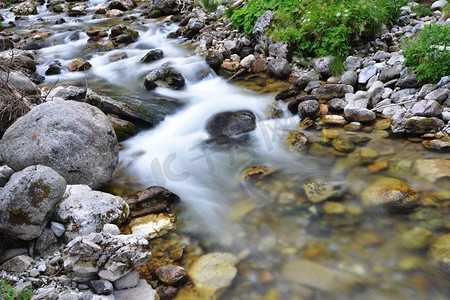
[{"xmin": 2, "ymin": 1, "xmax": 449, "ymax": 299}]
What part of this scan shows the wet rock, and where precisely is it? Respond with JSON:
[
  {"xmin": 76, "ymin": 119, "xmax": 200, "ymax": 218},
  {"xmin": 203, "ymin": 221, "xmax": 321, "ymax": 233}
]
[
  {"xmin": 358, "ymin": 65, "xmax": 377, "ymax": 84},
  {"xmin": 85, "ymin": 89, "xmax": 183, "ymax": 126},
  {"xmin": 303, "ymin": 178, "xmax": 346, "ymax": 203},
  {"xmin": 68, "ymin": 4, "xmax": 87, "ymax": 17},
  {"xmin": 55, "ymin": 185, "xmax": 129, "ymax": 242},
  {"xmin": 422, "ymin": 139, "xmax": 450, "ymax": 151},
  {"xmin": 344, "ymin": 107, "xmax": 376, "ymax": 123},
  {"xmin": 332, "ymin": 138, "xmax": 356, "ymax": 153},
  {"xmin": 106, "ymin": 9, "xmax": 124, "ymax": 18},
  {"xmin": 205, "ymin": 51, "xmax": 223, "ymax": 70},
  {"xmin": 298, "ymin": 100, "xmax": 320, "ymax": 118},
  {"xmin": 319, "ymin": 115, "xmax": 348, "ymax": 125},
  {"xmin": 410, "ymin": 100, "xmax": 443, "ymax": 117},
  {"xmin": 114, "ymin": 279, "xmax": 157, "ymax": 300},
  {"xmin": 188, "ymin": 253, "xmax": 238, "ymax": 298},
  {"xmin": 45, "ymin": 62, "xmax": 63, "ymax": 75},
  {"xmin": 361, "ymin": 177, "xmax": 419, "ymax": 212},
  {"xmin": 405, "ymin": 117, "xmax": 444, "ymax": 135},
  {"xmin": 128, "ymin": 213, "xmax": 176, "ymax": 239},
  {"xmin": 141, "ymin": 49, "xmax": 164, "ymax": 63},
  {"xmin": 282, "ymin": 259, "xmax": 367, "ymax": 293},
  {"xmin": 400, "ymin": 227, "xmax": 432, "ymax": 250},
  {"xmin": 1, "ymin": 255, "xmax": 33, "ymax": 273},
  {"xmin": 0, "ymin": 100, "xmax": 118, "ymax": 189},
  {"xmin": 313, "ymin": 56, "xmax": 334, "ymax": 79},
  {"xmin": 155, "ymin": 265, "xmax": 187, "ymax": 285},
  {"xmin": 242, "ymin": 166, "xmax": 276, "ymax": 181},
  {"xmin": 158, "ymin": 286, "xmax": 177, "ymax": 300},
  {"xmin": 286, "ymin": 131, "xmax": 308, "ymax": 152},
  {"xmin": 114, "ymin": 270, "xmax": 140, "ymax": 290},
  {"xmin": 206, "ymin": 110, "xmax": 256, "ymax": 138},
  {"xmin": 67, "ymin": 58, "xmax": 92, "ymax": 72},
  {"xmin": 312, "ymin": 84, "xmax": 352, "ymax": 100},
  {"xmin": 0, "ymin": 165, "xmax": 66, "ymax": 240},
  {"xmin": 108, "ymin": 115, "xmax": 137, "ymax": 142},
  {"xmin": 267, "ymin": 58, "xmax": 291, "ymax": 79},
  {"xmin": 413, "ymin": 159, "xmax": 450, "ymax": 182},
  {"xmin": 11, "ymin": 1, "xmax": 37, "ymax": 15},
  {"xmin": 107, "ymin": 0, "xmax": 136, "ymax": 11},
  {"xmin": 428, "ymin": 234, "xmax": 450, "ymax": 267},
  {"xmin": 275, "ymin": 89, "xmax": 300, "ymax": 102},
  {"xmin": 144, "ymin": 68, "xmax": 185, "ymax": 90},
  {"xmin": 63, "ymin": 232, "xmax": 150, "ymax": 281},
  {"xmin": 91, "ymin": 280, "xmax": 113, "ymax": 295},
  {"xmin": 124, "ymin": 186, "xmax": 180, "ymax": 218}
]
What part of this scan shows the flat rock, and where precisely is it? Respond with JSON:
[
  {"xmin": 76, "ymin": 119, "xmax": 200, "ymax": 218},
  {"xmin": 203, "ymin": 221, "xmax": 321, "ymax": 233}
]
[
  {"xmin": 282, "ymin": 259, "xmax": 367, "ymax": 293},
  {"xmin": 413, "ymin": 159, "xmax": 450, "ymax": 182},
  {"xmin": 206, "ymin": 110, "xmax": 256, "ymax": 138},
  {"xmin": 114, "ymin": 279, "xmax": 157, "ymax": 300},
  {"xmin": 189, "ymin": 252, "xmax": 238, "ymax": 298}
]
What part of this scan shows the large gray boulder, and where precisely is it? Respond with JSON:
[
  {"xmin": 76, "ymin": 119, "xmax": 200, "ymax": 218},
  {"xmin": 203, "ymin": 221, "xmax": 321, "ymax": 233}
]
[
  {"xmin": 0, "ymin": 165, "xmax": 66, "ymax": 240},
  {"xmin": 0, "ymin": 101, "xmax": 118, "ymax": 189},
  {"xmin": 0, "ymin": 71, "xmax": 40, "ymax": 96},
  {"xmin": 55, "ymin": 185, "xmax": 129, "ymax": 242},
  {"xmin": 267, "ymin": 58, "xmax": 291, "ymax": 79},
  {"xmin": 63, "ymin": 232, "xmax": 150, "ymax": 281}
]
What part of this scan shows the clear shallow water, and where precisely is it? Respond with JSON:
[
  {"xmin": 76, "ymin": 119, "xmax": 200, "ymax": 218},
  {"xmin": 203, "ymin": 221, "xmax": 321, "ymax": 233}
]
[{"xmin": 3, "ymin": 2, "xmax": 449, "ymax": 299}]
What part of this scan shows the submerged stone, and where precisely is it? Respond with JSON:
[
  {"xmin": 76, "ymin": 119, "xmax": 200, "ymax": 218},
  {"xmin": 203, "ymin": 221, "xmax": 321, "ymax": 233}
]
[
  {"xmin": 303, "ymin": 178, "xmax": 346, "ymax": 203},
  {"xmin": 361, "ymin": 177, "xmax": 419, "ymax": 213}
]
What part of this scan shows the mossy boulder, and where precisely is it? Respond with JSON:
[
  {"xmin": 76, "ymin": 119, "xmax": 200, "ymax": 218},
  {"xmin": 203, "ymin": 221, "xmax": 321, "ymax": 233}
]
[{"xmin": 0, "ymin": 165, "xmax": 66, "ymax": 240}]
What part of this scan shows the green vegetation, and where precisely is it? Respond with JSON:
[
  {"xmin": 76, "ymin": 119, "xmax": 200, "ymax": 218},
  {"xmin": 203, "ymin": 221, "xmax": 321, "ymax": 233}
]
[
  {"xmin": 402, "ymin": 23, "xmax": 450, "ymax": 83},
  {"xmin": 443, "ymin": 3, "xmax": 450, "ymax": 19},
  {"xmin": 231, "ymin": 0, "xmax": 407, "ymax": 70},
  {"xmin": 0, "ymin": 279, "xmax": 33, "ymax": 300},
  {"xmin": 201, "ymin": 0, "xmax": 220, "ymax": 11},
  {"xmin": 411, "ymin": 4, "xmax": 432, "ymax": 17}
]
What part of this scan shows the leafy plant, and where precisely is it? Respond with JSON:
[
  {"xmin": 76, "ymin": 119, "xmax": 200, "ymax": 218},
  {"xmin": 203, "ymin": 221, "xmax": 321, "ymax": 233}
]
[
  {"xmin": 0, "ymin": 279, "xmax": 33, "ymax": 300},
  {"xmin": 231, "ymin": 0, "xmax": 408, "ymax": 72},
  {"xmin": 201, "ymin": 0, "xmax": 220, "ymax": 11},
  {"xmin": 412, "ymin": 4, "xmax": 433, "ymax": 17},
  {"xmin": 402, "ymin": 23, "xmax": 450, "ymax": 83}
]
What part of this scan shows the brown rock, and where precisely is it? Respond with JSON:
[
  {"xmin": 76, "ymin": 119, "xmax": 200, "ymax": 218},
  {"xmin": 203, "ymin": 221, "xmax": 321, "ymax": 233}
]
[
  {"xmin": 361, "ymin": 177, "xmax": 419, "ymax": 213},
  {"xmin": 155, "ymin": 265, "xmax": 187, "ymax": 286},
  {"xmin": 67, "ymin": 58, "xmax": 92, "ymax": 71},
  {"xmin": 242, "ymin": 166, "xmax": 276, "ymax": 182},
  {"xmin": 124, "ymin": 186, "xmax": 180, "ymax": 218}
]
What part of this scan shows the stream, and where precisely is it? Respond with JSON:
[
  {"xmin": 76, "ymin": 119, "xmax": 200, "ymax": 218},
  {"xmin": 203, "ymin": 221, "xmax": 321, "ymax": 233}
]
[{"xmin": 1, "ymin": 1, "xmax": 449, "ymax": 299}]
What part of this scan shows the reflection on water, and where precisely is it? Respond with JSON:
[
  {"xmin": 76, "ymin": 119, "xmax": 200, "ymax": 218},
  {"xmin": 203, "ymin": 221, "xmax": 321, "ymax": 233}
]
[{"xmin": 3, "ymin": 1, "xmax": 448, "ymax": 298}]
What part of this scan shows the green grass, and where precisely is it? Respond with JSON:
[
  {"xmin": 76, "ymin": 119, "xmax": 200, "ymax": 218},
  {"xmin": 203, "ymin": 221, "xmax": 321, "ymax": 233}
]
[
  {"xmin": 231, "ymin": 0, "xmax": 407, "ymax": 71},
  {"xmin": 402, "ymin": 23, "xmax": 450, "ymax": 83},
  {"xmin": 0, "ymin": 279, "xmax": 33, "ymax": 300},
  {"xmin": 412, "ymin": 4, "xmax": 433, "ymax": 17}
]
